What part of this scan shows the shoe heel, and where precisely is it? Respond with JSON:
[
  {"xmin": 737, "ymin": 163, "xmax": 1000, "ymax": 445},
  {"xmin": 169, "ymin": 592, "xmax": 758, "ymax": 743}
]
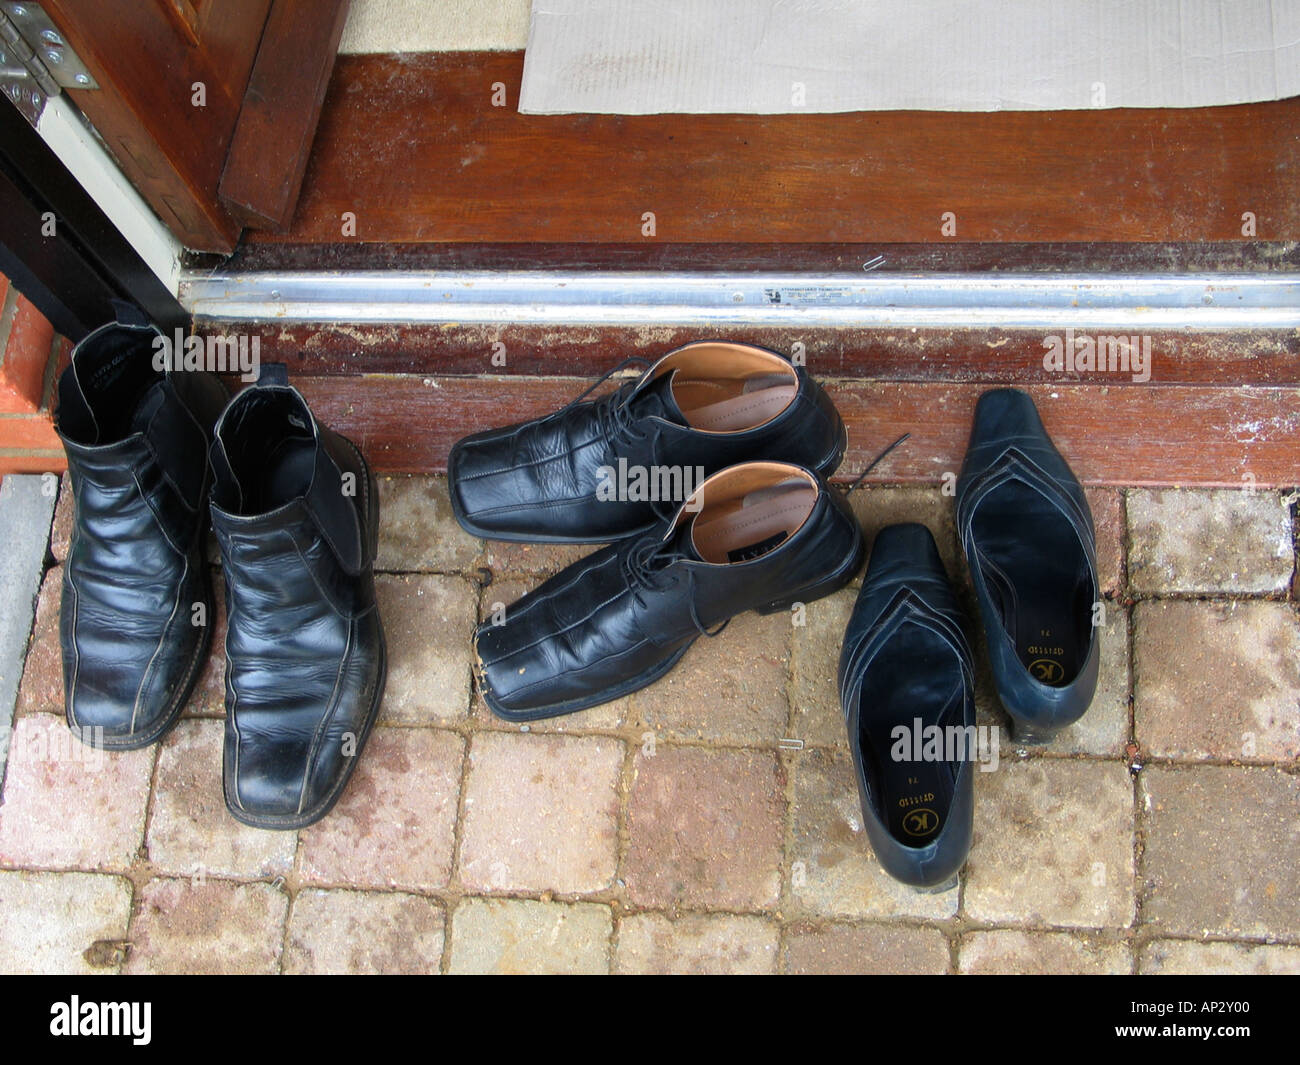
[{"xmin": 914, "ymin": 874, "xmax": 959, "ymax": 895}]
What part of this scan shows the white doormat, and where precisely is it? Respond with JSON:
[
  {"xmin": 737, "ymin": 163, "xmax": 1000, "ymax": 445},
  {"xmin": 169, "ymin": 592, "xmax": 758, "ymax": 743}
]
[{"xmin": 518, "ymin": 0, "xmax": 1300, "ymax": 114}]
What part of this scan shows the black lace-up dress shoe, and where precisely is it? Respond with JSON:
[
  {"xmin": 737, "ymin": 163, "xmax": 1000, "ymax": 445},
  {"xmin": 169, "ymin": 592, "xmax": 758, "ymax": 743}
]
[
  {"xmin": 956, "ymin": 389, "xmax": 1099, "ymax": 744},
  {"xmin": 209, "ymin": 367, "xmax": 385, "ymax": 828},
  {"xmin": 448, "ymin": 341, "xmax": 848, "ymax": 543},
  {"xmin": 839, "ymin": 524, "xmax": 976, "ymax": 892},
  {"xmin": 56, "ymin": 316, "xmax": 228, "ymax": 749},
  {"xmin": 474, "ymin": 461, "xmax": 864, "ymax": 721}
]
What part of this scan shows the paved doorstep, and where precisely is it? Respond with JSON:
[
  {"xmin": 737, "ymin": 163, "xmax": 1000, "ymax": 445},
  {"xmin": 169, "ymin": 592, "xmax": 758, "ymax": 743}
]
[
  {"xmin": 1134, "ymin": 600, "xmax": 1300, "ymax": 762},
  {"xmin": 3, "ymin": 474, "xmax": 1299, "ymax": 974},
  {"xmin": 616, "ymin": 913, "xmax": 779, "ymax": 974},
  {"xmin": 298, "ymin": 727, "xmax": 464, "ymax": 893},
  {"xmin": 125, "ymin": 878, "xmax": 288, "ymax": 975},
  {"xmin": 284, "ymin": 889, "xmax": 446, "ymax": 975},
  {"xmin": 0, "ymin": 715, "xmax": 153, "ymax": 872},
  {"xmin": 0, "ymin": 870, "xmax": 132, "ymax": 975},
  {"xmin": 457, "ymin": 731, "xmax": 622, "ymax": 894},
  {"xmin": 623, "ymin": 745, "xmax": 785, "ymax": 911},
  {"xmin": 1139, "ymin": 765, "xmax": 1300, "ymax": 940},
  {"xmin": 963, "ymin": 760, "xmax": 1135, "ymax": 930},
  {"xmin": 448, "ymin": 898, "xmax": 612, "ymax": 974}
]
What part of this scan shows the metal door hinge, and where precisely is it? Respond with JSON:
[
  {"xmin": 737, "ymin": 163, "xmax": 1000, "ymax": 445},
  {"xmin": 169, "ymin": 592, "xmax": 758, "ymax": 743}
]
[{"xmin": 0, "ymin": 1, "xmax": 96, "ymax": 125}]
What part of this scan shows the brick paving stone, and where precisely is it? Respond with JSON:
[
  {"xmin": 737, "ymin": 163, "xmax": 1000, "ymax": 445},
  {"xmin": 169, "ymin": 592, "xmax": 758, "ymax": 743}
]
[
  {"xmin": 782, "ymin": 922, "xmax": 950, "ymax": 974},
  {"xmin": 483, "ymin": 538, "xmax": 595, "ymax": 578},
  {"xmin": 124, "ymin": 878, "xmax": 287, "ymax": 974},
  {"xmin": 473, "ymin": 579, "xmax": 627, "ymax": 731},
  {"xmin": 787, "ymin": 747, "xmax": 959, "ymax": 920},
  {"xmin": 976, "ymin": 607, "xmax": 1131, "ymax": 757},
  {"xmin": 50, "ymin": 473, "xmax": 72, "ymax": 562},
  {"xmin": 627, "ymin": 610, "xmax": 792, "ymax": 745},
  {"xmin": 298, "ymin": 728, "xmax": 463, "ymax": 892},
  {"xmin": 1134, "ymin": 600, "xmax": 1300, "ymax": 762},
  {"xmin": 1138, "ymin": 939, "xmax": 1300, "ymax": 975},
  {"xmin": 624, "ymin": 746, "xmax": 784, "ymax": 911},
  {"xmin": 284, "ymin": 888, "xmax": 445, "ymax": 974},
  {"xmin": 147, "ymin": 719, "xmax": 296, "ymax": 879},
  {"xmin": 0, "ymin": 870, "xmax": 132, "ymax": 974},
  {"xmin": 789, "ymin": 588, "xmax": 855, "ymax": 749},
  {"xmin": 1140, "ymin": 765, "xmax": 1300, "ymax": 939},
  {"xmin": 448, "ymin": 897, "xmax": 611, "ymax": 974},
  {"xmin": 958, "ymin": 930, "xmax": 1130, "ymax": 974},
  {"xmin": 186, "ymin": 571, "xmax": 227, "ymax": 717},
  {"xmin": 14, "ymin": 566, "xmax": 60, "ymax": 717},
  {"xmin": 1128, "ymin": 488, "xmax": 1293, "ymax": 594},
  {"xmin": 848, "ymin": 487, "xmax": 961, "ymax": 576},
  {"xmin": 615, "ymin": 913, "xmax": 778, "ymax": 974},
  {"xmin": 376, "ymin": 475, "xmax": 482, "ymax": 572},
  {"xmin": 458, "ymin": 732, "xmax": 622, "ymax": 894},
  {"xmin": 1086, "ymin": 487, "xmax": 1127, "ymax": 599},
  {"xmin": 377, "ymin": 574, "xmax": 477, "ymax": 724},
  {"xmin": 964, "ymin": 760, "xmax": 1135, "ymax": 929},
  {"xmin": 0, "ymin": 715, "xmax": 153, "ymax": 870}
]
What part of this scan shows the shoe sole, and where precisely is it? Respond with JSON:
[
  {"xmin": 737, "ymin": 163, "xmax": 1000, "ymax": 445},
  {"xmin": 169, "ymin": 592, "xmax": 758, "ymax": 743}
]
[{"xmin": 480, "ymin": 533, "xmax": 865, "ymax": 722}]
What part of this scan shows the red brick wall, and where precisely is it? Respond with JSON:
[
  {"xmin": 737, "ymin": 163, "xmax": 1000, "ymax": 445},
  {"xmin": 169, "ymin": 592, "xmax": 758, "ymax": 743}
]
[{"xmin": 0, "ymin": 272, "xmax": 69, "ymax": 476}]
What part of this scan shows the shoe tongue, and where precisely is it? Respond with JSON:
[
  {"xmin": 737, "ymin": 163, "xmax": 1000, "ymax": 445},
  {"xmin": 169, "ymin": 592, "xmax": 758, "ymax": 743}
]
[{"xmin": 630, "ymin": 370, "xmax": 687, "ymax": 426}]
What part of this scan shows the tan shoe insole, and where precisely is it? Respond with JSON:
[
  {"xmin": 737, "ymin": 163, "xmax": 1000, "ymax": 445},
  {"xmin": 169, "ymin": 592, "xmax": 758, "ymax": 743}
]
[
  {"xmin": 672, "ymin": 374, "xmax": 797, "ymax": 433},
  {"xmin": 690, "ymin": 481, "xmax": 817, "ymax": 564}
]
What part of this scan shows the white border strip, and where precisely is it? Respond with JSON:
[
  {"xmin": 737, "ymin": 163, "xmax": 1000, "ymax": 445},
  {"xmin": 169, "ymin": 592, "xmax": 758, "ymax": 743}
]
[
  {"xmin": 36, "ymin": 96, "xmax": 183, "ymax": 295},
  {"xmin": 181, "ymin": 269, "xmax": 1300, "ymax": 329}
]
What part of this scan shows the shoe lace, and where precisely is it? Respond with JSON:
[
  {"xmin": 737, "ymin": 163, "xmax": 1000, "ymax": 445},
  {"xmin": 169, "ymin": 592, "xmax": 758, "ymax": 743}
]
[
  {"xmin": 840, "ymin": 432, "xmax": 911, "ymax": 493},
  {"xmin": 558, "ymin": 356, "xmax": 655, "ymax": 446},
  {"xmin": 623, "ymin": 530, "xmax": 730, "ymax": 639}
]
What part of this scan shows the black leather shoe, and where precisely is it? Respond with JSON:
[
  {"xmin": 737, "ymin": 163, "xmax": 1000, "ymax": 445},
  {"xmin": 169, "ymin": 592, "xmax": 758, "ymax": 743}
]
[
  {"xmin": 475, "ymin": 461, "xmax": 863, "ymax": 720},
  {"xmin": 448, "ymin": 341, "xmax": 848, "ymax": 543},
  {"xmin": 209, "ymin": 367, "xmax": 386, "ymax": 828},
  {"xmin": 56, "ymin": 316, "xmax": 227, "ymax": 749},
  {"xmin": 956, "ymin": 388, "xmax": 1099, "ymax": 743},
  {"xmin": 838, "ymin": 524, "xmax": 976, "ymax": 892}
]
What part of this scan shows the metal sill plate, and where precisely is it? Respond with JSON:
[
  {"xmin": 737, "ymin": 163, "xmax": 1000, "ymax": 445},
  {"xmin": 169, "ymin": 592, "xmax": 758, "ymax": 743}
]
[{"xmin": 180, "ymin": 269, "xmax": 1300, "ymax": 330}]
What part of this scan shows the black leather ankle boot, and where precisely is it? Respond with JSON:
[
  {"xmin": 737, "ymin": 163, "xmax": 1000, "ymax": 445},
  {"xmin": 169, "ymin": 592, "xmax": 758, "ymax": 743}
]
[
  {"xmin": 209, "ymin": 366, "xmax": 386, "ymax": 828},
  {"xmin": 56, "ymin": 314, "xmax": 227, "ymax": 749}
]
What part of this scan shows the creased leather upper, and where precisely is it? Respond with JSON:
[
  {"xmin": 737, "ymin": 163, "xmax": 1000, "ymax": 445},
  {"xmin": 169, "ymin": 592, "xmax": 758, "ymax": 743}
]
[
  {"xmin": 210, "ymin": 386, "xmax": 385, "ymax": 828},
  {"xmin": 837, "ymin": 523, "xmax": 975, "ymax": 888},
  {"xmin": 57, "ymin": 324, "xmax": 226, "ymax": 746},
  {"xmin": 955, "ymin": 388, "xmax": 1099, "ymax": 732},
  {"xmin": 475, "ymin": 465, "xmax": 863, "ymax": 718},
  {"xmin": 449, "ymin": 343, "xmax": 846, "ymax": 542}
]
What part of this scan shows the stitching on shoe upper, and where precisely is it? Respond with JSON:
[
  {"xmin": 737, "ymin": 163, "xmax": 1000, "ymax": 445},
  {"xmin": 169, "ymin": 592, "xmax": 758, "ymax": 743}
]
[
  {"xmin": 454, "ymin": 432, "xmax": 606, "ymax": 483},
  {"xmin": 66, "ymin": 523, "xmax": 82, "ymax": 729},
  {"xmin": 479, "ymin": 577, "xmax": 636, "ymax": 667},
  {"xmin": 484, "ymin": 550, "xmax": 622, "ymax": 629},
  {"xmin": 298, "ymin": 618, "xmax": 353, "ymax": 816},
  {"xmin": 489, "ymin": 635, "xmax": 654, "ymax": 702},
  {"xmin": 130, "ymin": 554, "xmax": 189, "ymax": 734}
]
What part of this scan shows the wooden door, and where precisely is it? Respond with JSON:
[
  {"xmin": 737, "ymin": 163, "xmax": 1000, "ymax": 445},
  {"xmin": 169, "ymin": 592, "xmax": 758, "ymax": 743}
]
[{"xmin": 41, "ymin": 0, "xmax": 348, "ymax": 253}]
